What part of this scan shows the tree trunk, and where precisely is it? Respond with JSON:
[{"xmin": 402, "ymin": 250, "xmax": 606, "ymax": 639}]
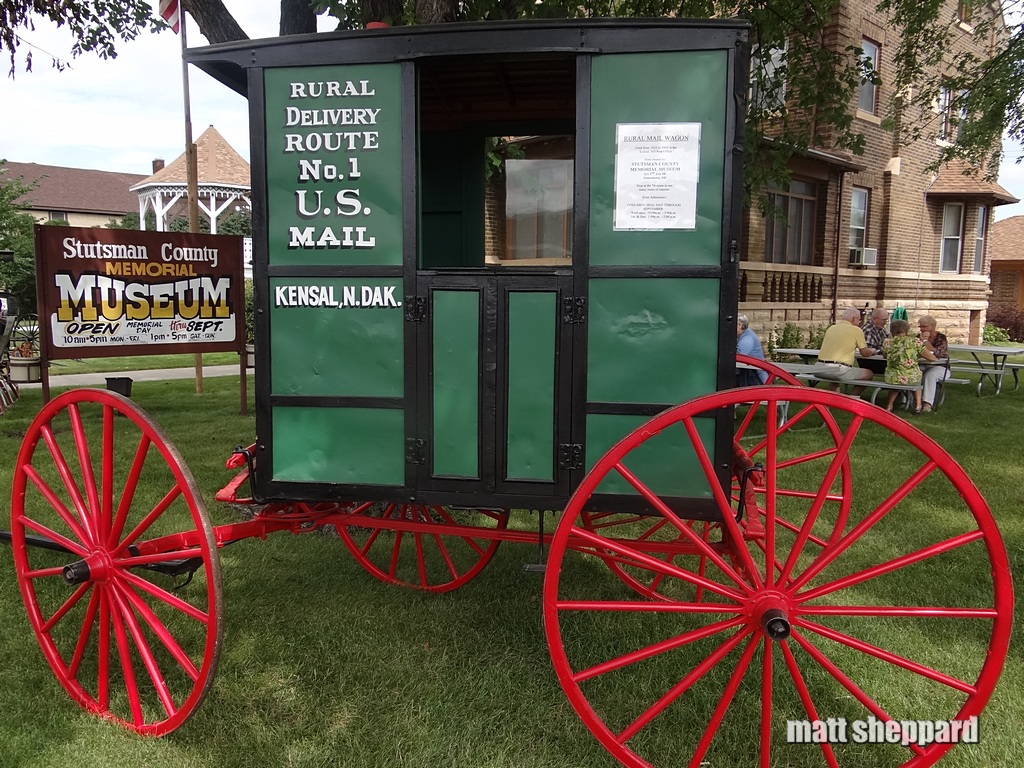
[
  {"xmin": 279, "ymin": 0, "xmax": 317, "ymax": 36},
  {"xmin": 184, "ymin": 0, "xmax": 248, "ymax": 43},
  {"xmin": 361, "ymin": 0, "xmax": 405, "ymax": 26},
  {"xmin": 414, "ymin": 0, "xmax": 458, "ymax": 24}
]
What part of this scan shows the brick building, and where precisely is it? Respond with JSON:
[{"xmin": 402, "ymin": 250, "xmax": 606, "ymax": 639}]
[
  {"xmin": 990, "ymin": 216, "xmax": 1024, "ymax": 309},
  {"xmin": 740, "ymin": 0, "xmax": 1016, "ymax": 344}
]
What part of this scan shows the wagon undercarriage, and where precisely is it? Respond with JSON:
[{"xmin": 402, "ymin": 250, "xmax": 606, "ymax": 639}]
[{"xmin": 7, "ymin": 364, "xmax": 1012, "ymax": 767}]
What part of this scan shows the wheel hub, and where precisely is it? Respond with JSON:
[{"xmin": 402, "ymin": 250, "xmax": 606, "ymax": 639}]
[
  {"xmin": 759, "ymin": 607, "xmax": 791, "ymax": 641},
  {"xmin": 751, "ymin": 592, "xmax": 793, "ymax": 642},
  {"xmin": 62, "ymin": 551, "xmax": 113, "ymax": 585}
]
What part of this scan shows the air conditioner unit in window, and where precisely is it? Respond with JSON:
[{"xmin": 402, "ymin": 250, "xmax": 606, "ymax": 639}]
[{"xmin": 849, "ymin": 247, "xmax": 878, "ymax": 266}]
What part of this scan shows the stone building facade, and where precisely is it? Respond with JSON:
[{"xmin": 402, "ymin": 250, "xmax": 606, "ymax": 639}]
[{"xmin": 740, "ymin": 0, "xmax": 1016, "ymax": 345}]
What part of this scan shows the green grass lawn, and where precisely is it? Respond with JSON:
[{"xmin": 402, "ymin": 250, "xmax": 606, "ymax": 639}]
[
  {"xmin": 46, "ymin": 352, "xmax": 243, "ymax": 376},
  {"xmin": 0, "ymin": 377, "xmax": 1021, "ymax": 768}
]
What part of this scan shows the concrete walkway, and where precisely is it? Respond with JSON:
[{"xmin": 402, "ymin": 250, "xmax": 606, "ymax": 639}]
[{"xmin": 19, "ymin": 365, "xmax": 242, "ymax": 389}]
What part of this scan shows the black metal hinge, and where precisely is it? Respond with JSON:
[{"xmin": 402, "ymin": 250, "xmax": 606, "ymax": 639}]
[
  {"xmin": 557, "ymin": 443, "xmax": 583, "ymax": 471},
  {"xmin": 406, "ymin": 438, "xmax": 427, "ymax": 465},
  {"xmin": 404, "ymin": 296, "xmax": 427, "ymax": 322},
  {"xmin": 562, "ymin": 297, "xmax": 586, "ymax": 325}
]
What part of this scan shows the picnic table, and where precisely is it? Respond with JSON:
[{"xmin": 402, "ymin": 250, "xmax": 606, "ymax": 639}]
[
  {"xmin": 772, "ymin": 347, "xmax": 821, "ymax": 364},
  {"xmin": 948, "ymin": 344, "xmax": 1024, "ymax": 396},
  {"xmin": 773, "ymin": 347, "xmax": 887, "ymax": 370},
  {"xmin": 771, "ymin": 348, "xmax": 963, "ymax": 409}
]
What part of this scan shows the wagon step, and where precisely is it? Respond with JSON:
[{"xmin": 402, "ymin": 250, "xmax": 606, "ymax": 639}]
[{"xmin": 521, "ymin": 509, "xmax": 552, "ymax": 574}]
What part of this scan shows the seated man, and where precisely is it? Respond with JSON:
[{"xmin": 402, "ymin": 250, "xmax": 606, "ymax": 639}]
[
  {"xmin": 814, "ymin": 306, "xmax": 878, "ymax": 396},
  {"xmin": 859, "ymin": 307, "xmax": 890, "ymax": 376}
]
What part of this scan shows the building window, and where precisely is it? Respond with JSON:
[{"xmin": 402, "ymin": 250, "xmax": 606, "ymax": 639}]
[
  {"xmin": 941, "ymin": 202, "xmax": 964, "ymax": 273},
  {"xmin": 973, "ymin": 205, "xmax": 987, "ymax": 273},
  {"xmin": 764, "ymin": 179, "xmax": 817, "ymax": 265},
  {"xmin": 957, "ymin": 0, "xmax": 973, "ymax": 25},
  {"xmin": 938, "ymin": 86, "xmax": 968, "ymax": 142},
  {"xmin": 504, "ymin": 157, "xmax": 573, "ymax": 264},
  {"xmin": 858, "ymin": 39, "xmax": 880, "ymax": 114},
  {"xmin": 48, "ymin": 211, "xmax": 68, "ymax": 223},
  {"xmin": 848, "ymin": 187, "xmax": 869, "ymax": 262},
  {"xmin": 751, "ymin": 43, "xmax": 787, "ymax": 112}
]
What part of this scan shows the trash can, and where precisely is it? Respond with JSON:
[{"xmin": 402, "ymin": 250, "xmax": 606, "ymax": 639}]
[{"xmin": 105, "ymin": 377, "xmax": 133, "ymax": 397}]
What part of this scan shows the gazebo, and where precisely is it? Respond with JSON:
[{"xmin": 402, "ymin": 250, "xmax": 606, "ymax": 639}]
[{"xmin": 131, "ymin": 125, "xmax": 251, "ymax": 233}]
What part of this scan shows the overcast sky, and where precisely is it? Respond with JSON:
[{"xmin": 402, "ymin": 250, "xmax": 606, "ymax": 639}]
[
  {"xmin": 0, "ymin": 2, "xmax": 334, "ymax": 179},
  {"xmin": 3, "ymin": 3, "xmax": 1024, "ymax": 220}
]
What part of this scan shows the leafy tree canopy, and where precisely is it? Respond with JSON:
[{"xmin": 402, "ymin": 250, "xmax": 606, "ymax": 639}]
[
  {"xmin": 0, "ymin": 160, "xmax": 39, "ymax": 314},
  {"xmin": 1, "ymin": 0, "xmax": 160, "ymax": 76},
  {"xmin": 2, "ymin": 0, "xmax": 1020, "ymax": 199}
]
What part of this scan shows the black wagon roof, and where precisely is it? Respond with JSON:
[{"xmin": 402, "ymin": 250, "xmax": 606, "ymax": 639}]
[{"xmin": 184, "ymin": 18, "xmax": 749, "ymax": 98}]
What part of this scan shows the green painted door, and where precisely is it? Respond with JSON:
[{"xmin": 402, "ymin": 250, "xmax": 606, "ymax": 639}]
[{"xmin": 416, "ymin": 273, "xmax": 573, "ymax": 497}]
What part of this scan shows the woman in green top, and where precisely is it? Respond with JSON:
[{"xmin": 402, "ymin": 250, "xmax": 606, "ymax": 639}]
[{"xmin": 883, "ymin": 319, "xmax": 937, "ymax": 414}]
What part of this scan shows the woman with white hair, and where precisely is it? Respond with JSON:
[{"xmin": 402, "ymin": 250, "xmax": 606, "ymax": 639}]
[
  {"xmin": 736, "ymin": 314, "xmax": 767, "ymax": 385},
  {"xmin": 916, "ymin": 315, "xmax": 951, "ymax": 412}
]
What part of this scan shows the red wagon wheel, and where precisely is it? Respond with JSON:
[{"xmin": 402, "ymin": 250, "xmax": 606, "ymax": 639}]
[
  {"xmin": 336, "ymin": 503, "xmax": 509, "ymax": 592},
  {"xmin": 10, "ymin": 389, "xmax": 223, "ymax": 736},
  {"xmin": 580, "ymin": 357, "xmax": 850, "ymax": 600},
  {"xmin": 545, "ymin": 386, "xmax": 1012, "ymax": 768}
]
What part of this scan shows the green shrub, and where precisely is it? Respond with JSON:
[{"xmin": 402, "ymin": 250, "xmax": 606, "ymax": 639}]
[
  {"xmin": 244, "ymin": 278, "xmax": 255, "ymax": 343},
  {"xmin": 779, "ymin": 322, "xmax": 803, "ymax": 349},
  {"xmin": 769, "ymin": 322, "xmax": 804, "ymax": 360},
  {"xmin": 983, "ymin": 323, "xmax": 1010, "ymax": 344},
  {"xmin": 987, "ymin": 304, "xmax": 1024, "ymax": 342},
  {"xmin": 807, "ymin": 324, "xmax": 827, "ymax": 349}
]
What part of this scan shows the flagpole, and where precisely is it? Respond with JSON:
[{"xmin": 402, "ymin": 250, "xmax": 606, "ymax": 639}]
[{"xmin": 178, "ymin": 6, "xmax": 205, "ymax": 393}]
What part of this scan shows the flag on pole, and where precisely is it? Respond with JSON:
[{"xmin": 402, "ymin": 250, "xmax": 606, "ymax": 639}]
[{"xmin": 158, "ymin": 0, "xmax": 180, "ymax": 34}]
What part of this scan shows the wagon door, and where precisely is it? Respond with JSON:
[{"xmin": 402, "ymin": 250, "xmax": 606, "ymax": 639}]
[
  {"xmin": 412, "ymin": 270, "xmax": 577, "ymax": 502},
  {"xmin": 407, "ymin": 56, "xmax": 584, "ymax": 507},
  {"xmin": 413, "ymin": 137, "xmax": 580, "ymax": 501}
]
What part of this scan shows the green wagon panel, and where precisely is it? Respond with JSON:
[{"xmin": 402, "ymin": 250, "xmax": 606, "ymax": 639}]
[
  {"xmin": 272, "ymin": 407, "xmax": 405, "ymax": 484},
  {"xmin": 264, "ymin": 64, "xmax": 403, "ymax": 267},
  {"xmin": 506, "ymin": 291, "xmax": 556, "ymax": 481},
  {"xmin": 589, "ymin": 51, "xmax": 728, "ymax": 266},
  {"xmin": 586, "ymin": 414, "xmax": 715, "ymax": 498},
  {"xmin": 432, "ymin": 290, "xmax": 480, "ymax": 478},
  {"xmin": 587, "ymin": 278, "xmax": 719, "ymax": 404},
  {"xmin": 269, "ymin": 277, "xmax": 403, "ymax": 397}
]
